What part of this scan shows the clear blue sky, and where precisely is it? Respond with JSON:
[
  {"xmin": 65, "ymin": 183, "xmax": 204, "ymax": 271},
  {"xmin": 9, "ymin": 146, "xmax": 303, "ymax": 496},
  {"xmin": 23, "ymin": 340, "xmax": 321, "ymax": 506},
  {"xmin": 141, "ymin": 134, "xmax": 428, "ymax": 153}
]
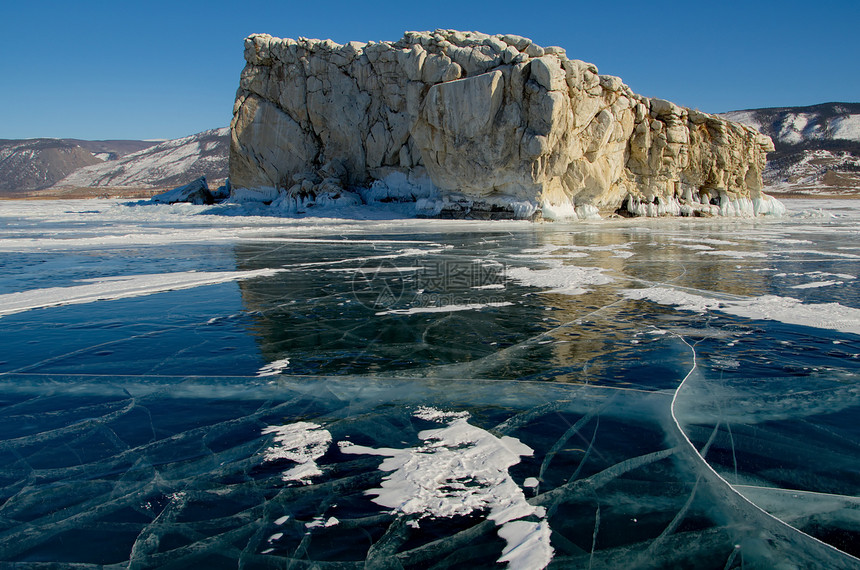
[{"xmin": 2, "ymin": 0, "xmax": 857, "ymax": 141}]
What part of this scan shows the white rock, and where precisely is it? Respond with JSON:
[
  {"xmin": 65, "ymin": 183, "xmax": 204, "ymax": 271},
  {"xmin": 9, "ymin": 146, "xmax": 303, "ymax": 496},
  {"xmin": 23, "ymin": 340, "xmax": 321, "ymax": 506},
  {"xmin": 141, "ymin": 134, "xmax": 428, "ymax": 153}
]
[{"xmin": 230, "ymin": 30, "xmax": 773, "ymax": 219}]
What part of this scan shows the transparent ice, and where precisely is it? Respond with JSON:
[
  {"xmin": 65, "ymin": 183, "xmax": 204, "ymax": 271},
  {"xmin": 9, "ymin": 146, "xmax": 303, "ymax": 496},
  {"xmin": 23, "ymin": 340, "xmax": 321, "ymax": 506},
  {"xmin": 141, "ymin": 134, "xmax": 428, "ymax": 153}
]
[{"xmin": 0, "ymin": 199, "xmax": 858, "ymax": 567}]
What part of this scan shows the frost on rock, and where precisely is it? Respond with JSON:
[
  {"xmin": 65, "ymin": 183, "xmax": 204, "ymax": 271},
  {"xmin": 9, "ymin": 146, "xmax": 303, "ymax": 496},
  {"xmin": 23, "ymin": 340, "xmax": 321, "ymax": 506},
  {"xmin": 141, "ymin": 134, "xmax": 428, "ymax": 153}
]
[{"xmin": 340, "ymin": 408, "xmax": 554, "ymax": 569}]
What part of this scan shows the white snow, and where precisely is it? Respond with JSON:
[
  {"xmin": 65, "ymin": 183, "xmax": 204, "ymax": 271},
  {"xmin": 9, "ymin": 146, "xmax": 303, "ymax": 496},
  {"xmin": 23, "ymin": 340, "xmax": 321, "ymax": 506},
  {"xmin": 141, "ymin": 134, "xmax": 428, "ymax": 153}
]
[
  {"xmin": 506, "ymin": 262, "xmax": 613, "ymax": 295},
  {"xmin": 261, "ymin": 422, "xmax": 332, "ymax": 485},
  {"xmin": 358, "ymin": 170, "xmax": 440, "ymax": 204},
  {"xmin": 623, "ymin": 287, "xmax": 860, "ymax": 335},
  {"xmin": 789, "ymin": 280, "xmax": 841, "ymax": 289},
  {"xmin": 777, "ymin": 113, "xmax": 810, "ymax": 145},
  {"xmin": 54, "ymin": 128, "xmax": 228, "ymax": 188},
  {"xmin": 375, "ymin": 301, "xmax": 513, "ymax": 316},
  {"xmin": 340, "ymin": 409, "xmax": 554, "ymax": 569},
  {"xmin": 540, "ymin": 201, "xmax": 600, "ymax": 221},
  {"xmin": 497, "ymin": 520, "xmax": 554, "ymax": 569},
  {"xmin": 413, "ymin": 406, "xmax": 471, "ymax": 422},
  {"xmin": 697, "ymin": 250, "xmax": 768, "ymax": 259},
  {"xmin": 721, "ymin": 110, "xmax": 763, "ymax": 132},
  {"xmin": 831, "ymin": 115, "xmax": 860, "ymax": 142},
  {"xmin": 785, "ymin": 249, "xmax": 860, "ymax": 260},
  {"xmin": 670, "ymin": 237, "xmax": 740, "ymax": 247},
  {"xmin": 0, "ymin": 269, "xmax": 281, "ymax": 318},
  {"xmin": 807, "ymin": 271, "xmax": 855, "ymax": 280},
  {"xmin": 624, "ymin": 194, "xmax": 784, "ymax": 218},
  {"xmin": 305, "ymin": 516, "xmax": 340, "ymax": 529},
  {"xmin": 256, "ymin": 358, "xmax": 291, "ymax": 377}
]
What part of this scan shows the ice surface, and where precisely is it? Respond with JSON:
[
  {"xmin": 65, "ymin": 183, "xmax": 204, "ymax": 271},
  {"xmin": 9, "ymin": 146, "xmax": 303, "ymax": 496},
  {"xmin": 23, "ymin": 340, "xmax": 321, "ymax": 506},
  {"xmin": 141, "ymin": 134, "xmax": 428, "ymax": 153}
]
[{"xmin": 0, "ymin": 198, "xmax": 858, "ymax": 567}]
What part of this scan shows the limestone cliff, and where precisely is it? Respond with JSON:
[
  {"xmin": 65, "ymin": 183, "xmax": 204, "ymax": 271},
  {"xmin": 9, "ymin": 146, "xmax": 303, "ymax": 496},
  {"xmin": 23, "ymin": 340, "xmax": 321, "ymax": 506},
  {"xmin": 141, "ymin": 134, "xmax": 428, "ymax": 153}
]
[{"xmin": 229, "ymin": 30, "xmax": 779, "ymax": 218}]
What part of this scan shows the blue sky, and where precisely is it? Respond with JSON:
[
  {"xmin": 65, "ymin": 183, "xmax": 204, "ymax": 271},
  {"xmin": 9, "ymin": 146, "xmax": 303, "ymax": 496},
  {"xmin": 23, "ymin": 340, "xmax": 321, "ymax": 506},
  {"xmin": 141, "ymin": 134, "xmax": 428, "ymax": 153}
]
[{"xmin": 2, "ymin": 0, "xmax": 857, "ymax": 140}]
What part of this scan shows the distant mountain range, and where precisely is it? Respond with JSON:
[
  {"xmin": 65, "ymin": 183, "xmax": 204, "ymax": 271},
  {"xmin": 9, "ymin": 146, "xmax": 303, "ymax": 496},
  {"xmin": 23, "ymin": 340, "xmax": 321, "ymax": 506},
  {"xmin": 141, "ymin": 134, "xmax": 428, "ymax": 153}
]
[
  {"xmin": 0, "ymin": 129, "xmax": 229, "ymax": 198},
  {"xmin": 721, "ymin": 102, "xmax": 860, "ymax": 196},
  {"xmin": 1, "ymin": 104, "xmax": 857, "ymax": 199}
]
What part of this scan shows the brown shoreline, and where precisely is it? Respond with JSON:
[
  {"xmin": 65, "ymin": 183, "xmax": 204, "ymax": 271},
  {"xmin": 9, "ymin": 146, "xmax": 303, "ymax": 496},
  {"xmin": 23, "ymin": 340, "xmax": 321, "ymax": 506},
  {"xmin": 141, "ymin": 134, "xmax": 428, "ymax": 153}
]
[{"xmin": 0, "ymin": 187, "xmax": 168, "ymax": 200}]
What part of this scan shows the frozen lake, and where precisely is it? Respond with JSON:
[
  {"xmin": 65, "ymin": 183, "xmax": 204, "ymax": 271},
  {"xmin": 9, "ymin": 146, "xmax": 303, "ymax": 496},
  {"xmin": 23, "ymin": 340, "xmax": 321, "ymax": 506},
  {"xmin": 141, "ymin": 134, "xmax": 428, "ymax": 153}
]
[{"xmin": 0, "ymin": 199, "xmax": 858, "ymax": 568}]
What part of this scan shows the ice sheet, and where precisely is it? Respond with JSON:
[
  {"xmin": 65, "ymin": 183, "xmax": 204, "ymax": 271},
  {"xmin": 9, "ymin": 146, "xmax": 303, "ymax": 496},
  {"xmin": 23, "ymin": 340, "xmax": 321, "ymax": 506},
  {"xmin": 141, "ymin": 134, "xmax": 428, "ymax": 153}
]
[{"xmin": 1, "ymin": 198, "xmax": 859, "ymax": 567}]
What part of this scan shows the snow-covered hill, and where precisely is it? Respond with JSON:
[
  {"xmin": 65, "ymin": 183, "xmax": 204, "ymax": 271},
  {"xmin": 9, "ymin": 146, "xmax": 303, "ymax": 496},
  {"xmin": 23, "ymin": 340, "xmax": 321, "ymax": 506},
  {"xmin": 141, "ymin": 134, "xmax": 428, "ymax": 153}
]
[
  {"xmin": 0, "ymin": 139, "xmax": 103, "ymax": 194},
  {"xmin": 53, "ymin": 128, "xmax": 229, "ymax": 191},
  {"xmin": 722, "ymin": 102, "xmax": 860, "ymax": 195}
]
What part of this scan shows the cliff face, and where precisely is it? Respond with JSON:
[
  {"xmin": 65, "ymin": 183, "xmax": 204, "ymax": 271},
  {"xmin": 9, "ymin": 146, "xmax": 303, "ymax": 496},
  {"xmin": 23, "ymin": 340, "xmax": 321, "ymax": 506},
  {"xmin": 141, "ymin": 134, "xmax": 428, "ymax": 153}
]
[{"xmin": 230, "ymin": 30, "xmax": 778, "ymax": 218}]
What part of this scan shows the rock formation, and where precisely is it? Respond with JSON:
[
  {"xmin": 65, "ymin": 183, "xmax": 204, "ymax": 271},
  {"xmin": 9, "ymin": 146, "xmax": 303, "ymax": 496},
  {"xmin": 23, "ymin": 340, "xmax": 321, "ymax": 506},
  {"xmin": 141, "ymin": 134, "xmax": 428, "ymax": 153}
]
[
  {"xmin": 230, "ymin": 30, "xmax": 780, "ymax": 218},
  {"xmin": 152, "ymin": 176, "xmax": 215, "ymax": 205}
]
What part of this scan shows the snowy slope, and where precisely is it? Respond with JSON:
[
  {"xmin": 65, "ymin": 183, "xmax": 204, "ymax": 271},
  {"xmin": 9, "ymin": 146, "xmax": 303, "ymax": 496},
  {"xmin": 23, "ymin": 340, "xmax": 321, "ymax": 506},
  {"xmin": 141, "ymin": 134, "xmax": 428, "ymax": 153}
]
[
  {"xmin": 722, "ymin": 102, "xmax": 860, "ymax": 195},
  {"xmin": 0, "ymin": 139, "xmax": 103, "ymax": 193},
  {"xmin": 53, "ymin": 128, "xmax": 229, "ymax": 190},
  {"xmin": 0, "ymin": 138, "xmax": 160, "ymax": 195},
  {"xmin": 722, "ymin": 102, "xmax": 860, "ymax": 146}
]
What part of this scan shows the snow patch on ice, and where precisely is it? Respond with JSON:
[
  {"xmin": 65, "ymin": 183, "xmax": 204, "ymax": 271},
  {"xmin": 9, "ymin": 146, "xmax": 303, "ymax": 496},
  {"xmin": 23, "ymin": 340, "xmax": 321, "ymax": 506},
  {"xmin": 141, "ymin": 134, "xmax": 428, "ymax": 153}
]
[
  {"xmin": 413, "ymin": 406, "xmax": 470, "ymax": 422},
  {"xmin": 0, "ymin": 269, "xmax": 282, "ymax": 317},
  {"xmin": 257, "ymin": 358, "xmax": 291, "ymax": 376},
  {"xmin": 498, "ymin": 520, "xmax": 554, "ymax": 570},
  {"xmin": 623, "ymin": 287, "xmax": 860, "ymax": 335},
  {"xmin": 305, "ymin": 516, "xmax": 340, "ymax": 529},
  {"xmin": 506, "ymin": 262, "xmax": 613, "ymax": 295},
  {"xmin": 376, "ymin": 302, "xmax": 513, "ymax": 316},
  {"xmin": 790, "ymin": 280, "xmax": 842, "ymax": 289},
  {"xmin": 340, "ymin": 411, "xmax": 553, "ymax": 569},
  {"xmin": 261, "ymin": 422, "xmax": 332, "ymax": 485},
  {"xmin": 670, "ymin": 237, "xmax": 740, "ymax": 247},
  {"xmin": 697, "ymin": 250, "xmax": 768, "ymax": 259}
]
